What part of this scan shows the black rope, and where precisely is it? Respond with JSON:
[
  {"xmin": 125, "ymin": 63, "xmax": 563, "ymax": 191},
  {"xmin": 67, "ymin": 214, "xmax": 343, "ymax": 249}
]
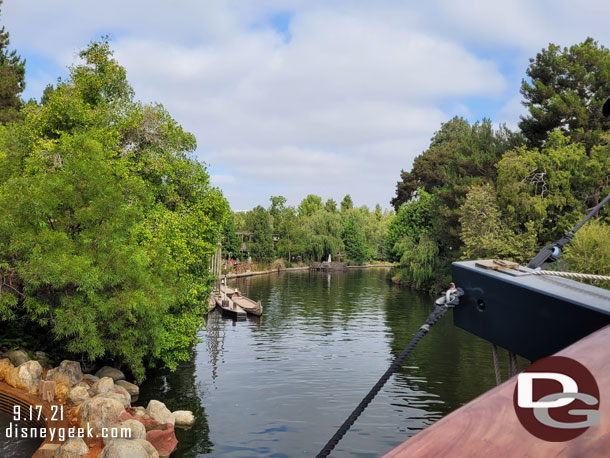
[
  {"xmin": 315, "ymin": 303, "xmax": 452, "ymax": 458},
  {"xmin": 528, "ymin": 192, "xmax": 610, "ymax": 268}
]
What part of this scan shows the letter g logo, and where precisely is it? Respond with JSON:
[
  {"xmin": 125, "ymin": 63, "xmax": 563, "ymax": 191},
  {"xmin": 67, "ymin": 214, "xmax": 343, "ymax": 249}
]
[{"xmin": 513, "ymin": 356, "xmax": 600, "ymax": 441}]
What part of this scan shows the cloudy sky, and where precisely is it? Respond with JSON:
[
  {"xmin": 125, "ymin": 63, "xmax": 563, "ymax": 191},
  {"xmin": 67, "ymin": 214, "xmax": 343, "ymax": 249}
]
[{"xmin": 4, "ymin": 1, "xmax": 610, "ymax": 210}]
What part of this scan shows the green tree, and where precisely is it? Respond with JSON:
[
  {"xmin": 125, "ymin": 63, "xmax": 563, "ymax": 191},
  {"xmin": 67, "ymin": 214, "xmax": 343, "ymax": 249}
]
[
  {"xmin": 459, "ymin": 183, "xmax": 537, "ymax": 262},
  {"xmin": 391, "ymin": 117, "xmax": 523, "ymax": 252},
  {"xmin": 563, "ymin": 220, "xmax": 610, "ymax": 289},
  {"xmin": 0, "ymin": 41, "xmax": 228, "ymax": 381},
  {"xmin": 392, "ymin": 234, "xmax": 440, "ymax": 290},
  {"xmin": 269, "ymin": 195, "xmax": 287, "ymax": 231},
  {"xmin": 249, "ymin": 206, "xmax": 274, "ymax": 262},
  {"xmin": 305, "ymin": 211, "xmax": 343, "ymax": 261},
  {"xmin": 222, "ymin": 213, "xmax": 240, "ymax": 257},
  {"xmin": 0, "ymin": 1, "xmax": 25, "ymax": 124},
  {"xmin": 340, "ymin": 194, "xmax": 353, "ymax": 212},
  {"xmin": 496, "ymin": 131, "xmax": 601, "ymax": 246},
  {"xmin": 325, "ymin": 198, "xmax": 338, "ymax": 213},
  {"xmin": 342, "ymin": 213, "xmax": 368, "ymax": 264},
  {"xmin": 276, "ymin": 207, "xmax": 306, "ymax": 262},
  {"xmin": 386, "ymin": 189, "xmax": 435, "ymax": 262},
  {"xmin": 374, "ymin": 204, "xmax": 383, "ymax": 221},
  {"xmin": 520, "ymin": 38, "xmax": 610, "ymax": 155},
  {"xmin": 298, "ymin": 194, "xmax": 323, "ymax": 217}
]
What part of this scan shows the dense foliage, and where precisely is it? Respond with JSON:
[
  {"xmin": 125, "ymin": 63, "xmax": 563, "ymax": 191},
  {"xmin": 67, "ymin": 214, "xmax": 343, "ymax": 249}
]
[
  {"xmin": 520, "ymin": 38, "xmax": 610, "ymax": 155},
  {"xmin": 0, "ymin": 1, "xmax": 25, "ymax": 124},
  {"xmin": 391, "ymin": 39, "xmax": 610, "ymax": 291},
  {"xmin": 229, "ymin": 195, "xmax": 393, "ymax": 265},
  {"xmin": 0, "ymin": 41, "xmax": 229, "ymax": 380}
]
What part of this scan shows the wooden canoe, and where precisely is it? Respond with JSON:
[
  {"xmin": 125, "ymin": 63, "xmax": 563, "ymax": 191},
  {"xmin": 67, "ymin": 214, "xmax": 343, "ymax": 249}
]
[
  {"xmin": 232, "ymin": 295, "xmax": 263, "ymax": 316},
  {"xmin": 214, "ymin": 294, "xmax": 246, "ymax": 320}
]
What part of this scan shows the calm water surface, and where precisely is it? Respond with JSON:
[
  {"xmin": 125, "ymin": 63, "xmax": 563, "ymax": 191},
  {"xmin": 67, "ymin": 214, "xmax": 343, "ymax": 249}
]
[
  {"xmin": 140, "ymin": 269, "xmax": 520, "ymax": 457},
  {"xmin": 0, "ymin": 413, "xmax": 43, "ymax": 458}
]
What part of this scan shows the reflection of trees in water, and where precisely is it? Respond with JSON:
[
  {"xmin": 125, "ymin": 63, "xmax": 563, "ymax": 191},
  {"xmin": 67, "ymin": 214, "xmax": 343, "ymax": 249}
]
[
  {"xmin": 382, "ymin": 286, "xmax": 528, "ymax": 416},
  {"xmin": 232, "ymin": 269, "xmax": 391, "ymax": 339},
  {"xmin": 205, "ymin": 310, "xmax": 226, "ymax": 383},
  {"xmin": 228, "ymin": 269, "xmax": 529, "ymax": 441},
  {"xmin": 138, "ymin": 346, "xmax": 212, "ymax": 457},
  {"xmin": 0, "ymin": 413, "xmax": 42, "ymax": 457}
]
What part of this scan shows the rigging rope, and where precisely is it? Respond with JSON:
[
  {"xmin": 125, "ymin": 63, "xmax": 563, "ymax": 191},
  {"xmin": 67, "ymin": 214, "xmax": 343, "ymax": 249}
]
[
  {"xmin": 528, "ymin": 270, "xmax": 610, "ymax": 282},
  {"xmin": 491, "ymin": 344, "xmax": 502, "ymax": 385},
  {"xmin": 315, "ymin": 286, "xmax": 463, "ymax": 458}
]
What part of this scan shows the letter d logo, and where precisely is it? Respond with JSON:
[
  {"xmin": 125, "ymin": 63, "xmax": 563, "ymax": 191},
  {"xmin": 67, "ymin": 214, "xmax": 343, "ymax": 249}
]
[
  {"xmin": 517, "ymin": 372, "xmax": 578, "ymax": 408},
  {"xmin": 513, "ymin": 356, "xmax": 600, "ymax": 442}
]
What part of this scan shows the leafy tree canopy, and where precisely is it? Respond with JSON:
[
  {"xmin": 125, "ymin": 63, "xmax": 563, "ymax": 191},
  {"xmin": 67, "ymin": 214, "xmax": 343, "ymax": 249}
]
[
  {"xmin": 340, "ymin": 194, "xmax": 353, "ymax": 212},
  {"xmin": 391, "ymin": 117, "xmax": 523, "ymax": 251},
  {"xmin": 341, "ymin": 213, "xmax": 368, "ymax": 264},
  {"xmin": 249, "ymin": 206, "xmax": 274, "ymax": 262},
  {"xmin": 520, "ymin": 38, "xmax": 610, "ymax": 154},
  {"xmin": 0, "ymin": 40, "xmax": 229, "ymax": 381},
  {"xmin": 298, "ymin": 194, "xmax": 323, "ymax": 217},
  {"xmin": 0, "ymin": 1, "xmax": 25, "ymax": 124},
  {"xmin": 386, "ymin": 189, "xmax": 435, "ymax": 262},
  {"xmin": 325, "ymin": 198, "xmax": 338, "ymax": 213}
]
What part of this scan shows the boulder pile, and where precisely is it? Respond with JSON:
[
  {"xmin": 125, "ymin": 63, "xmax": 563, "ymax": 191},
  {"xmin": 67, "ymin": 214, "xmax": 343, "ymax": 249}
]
[{"xmin": 0, "ymin": 353, "xmax": 194, "ymax": 458}]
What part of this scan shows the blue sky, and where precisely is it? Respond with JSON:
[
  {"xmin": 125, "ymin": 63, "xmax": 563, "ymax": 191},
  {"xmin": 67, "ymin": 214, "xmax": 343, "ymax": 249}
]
[{"xmin": 5, "ymin": 1, "xmax": 610, "ymax": 211}]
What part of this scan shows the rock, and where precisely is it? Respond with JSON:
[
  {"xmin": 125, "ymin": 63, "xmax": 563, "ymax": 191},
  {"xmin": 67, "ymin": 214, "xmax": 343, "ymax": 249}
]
[
  {"xmin": 97, "ymin": 389, "xmax": 131, "ymax": 408},
  {"xmin": 146, "ymin": 400, "xmax": 174, "ymax": 425},
  {"xmin": 83, "ymin": 373, "xmax": 99, "ymax": 383},
  {"xmin": 98, "ymin": 439, "xmax": 149, "ymax": 458},
  {"xmin": 146, "ymin": 424, "xmax": 177, "ymax": 458},
  {"xmin": 78, "ymin": 395, "xmax": 126, "ymax": 436},
  {"xmin": 95, "ymin": 366, "xmax": 125, "ymax": 382},
  {"xmin": 46, "ymin": 360, "xmax": 83, "ymax": 386},
  {"xmin": 134, "ymin": 439, "xmax": 159, "ymax": 458},
  {"xmin": 133, "ymin": 407, "xmax": 147, "ymax": 417},
  {"xmin": 6, "ymin": 361, "xmax": 42, "ymax": 393},
  {"xmin": 54, "ymin": 382, "xmax": 70, "ymax": 400},
  {"xmin": 103, "ymin": 419, "xmax": 146, "ymax": 444},
  {"xmin": 93, "ymin": 377, "xmax": 115, "ymax": 395},
  {"xmin": 115, "ymin": 380, "xmax": 139, "ymax": 401},
  {"xmin": 33, "ymin": 351, "xmax": 53, "ymax": 370},
  {"xmin": 67, "ymin": 386, "xmax": 90, "ymax": 406},
  {"xmin": 5, "ymin": 349, "xmax": 29, "ymax": 366},
  {"xmin": 74, "ymin": 381, "xmax": 89, "ymax": 389},
  {"xmin": 0, "ymin": 358, "xmax": 14, "ymax": 382},
  {"xmin": 171, "ymin": 410, "xmax": 195, "ymax": 428},
  {"xmin": 54, "ymin": 437, "xmax": 89, "ymax": 458},
  {"xmin": 114, "ymin": 386, "xmax": 131, "ymax": 403}
]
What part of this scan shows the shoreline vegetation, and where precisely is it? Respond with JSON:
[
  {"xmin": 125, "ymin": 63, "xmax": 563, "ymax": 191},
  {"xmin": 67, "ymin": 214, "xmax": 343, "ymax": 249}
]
[
  {"xmin": 0, "ymin": 2, "xmax": 607, "ymax": 448},
  {"xmin": 224, "ymin": 262, "xmax": 395, "ymax": 279}
]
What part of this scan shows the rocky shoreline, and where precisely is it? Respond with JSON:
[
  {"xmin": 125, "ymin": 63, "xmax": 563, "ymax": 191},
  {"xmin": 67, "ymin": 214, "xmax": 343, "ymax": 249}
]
[{"xmin": 0, "ymin": 349, "xmax": 193, "ymax": 457}]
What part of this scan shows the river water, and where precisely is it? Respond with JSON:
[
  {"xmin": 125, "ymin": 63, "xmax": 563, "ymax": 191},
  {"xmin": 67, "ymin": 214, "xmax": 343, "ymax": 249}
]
[
  {"xmin": 0, "ymin": 413, "xmax": 43, "ymax": 458},
  {"xmin": 139, "ymin": 268, "xmax": 520, "ymax": 458}
]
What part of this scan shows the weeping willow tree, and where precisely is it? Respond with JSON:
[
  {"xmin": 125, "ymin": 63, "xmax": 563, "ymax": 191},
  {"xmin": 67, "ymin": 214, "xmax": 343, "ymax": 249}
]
[{"xmin": 392, "ymin": 235, "xmax": 439, "ymax": 289}]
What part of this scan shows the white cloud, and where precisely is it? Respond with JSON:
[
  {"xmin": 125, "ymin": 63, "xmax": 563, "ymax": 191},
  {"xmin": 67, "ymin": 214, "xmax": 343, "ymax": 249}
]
[
  {"xmin": 210, "ymin": 174, "xmax": 238, "ymax": 186},
  {"xmin": 6, "ymin": 1, "xmax": 610, "ymax": 209}
]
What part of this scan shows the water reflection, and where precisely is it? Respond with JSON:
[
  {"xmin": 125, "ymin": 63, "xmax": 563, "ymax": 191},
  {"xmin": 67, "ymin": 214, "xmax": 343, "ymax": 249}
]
[
  {"xmin": 140, "ymin": 268, "xmax": 524, "ymax": 457},
  {"xmin": 0, "ymin": 413, "xmax": 43, "ymax": 458}
]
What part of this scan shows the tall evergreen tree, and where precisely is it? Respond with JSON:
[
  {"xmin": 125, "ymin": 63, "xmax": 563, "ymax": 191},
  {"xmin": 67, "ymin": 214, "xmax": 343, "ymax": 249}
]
[
  {"xmin": 249, "ymin": 206, "xmax": 274, "ymax": 262},
  {"xmin": 342, "ymin": 213, "xmax": 367, "ymax": 264},
  {"xmin": 520, "ymin": 38, "xmax": 610, "ymax": 155},
  {"xmin": 340, "ymin": 194, "xmax": 353, "ymax": 212},
  {"xmin": 0, "ymin": 1, "xmax": 25, "ymax": 124}
]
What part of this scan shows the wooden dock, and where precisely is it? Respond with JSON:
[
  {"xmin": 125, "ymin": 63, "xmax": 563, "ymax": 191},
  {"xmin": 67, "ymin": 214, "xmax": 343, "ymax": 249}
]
[{"xmin": 310, "ymin": 261, "xmax": 347, "ymax": 272}]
